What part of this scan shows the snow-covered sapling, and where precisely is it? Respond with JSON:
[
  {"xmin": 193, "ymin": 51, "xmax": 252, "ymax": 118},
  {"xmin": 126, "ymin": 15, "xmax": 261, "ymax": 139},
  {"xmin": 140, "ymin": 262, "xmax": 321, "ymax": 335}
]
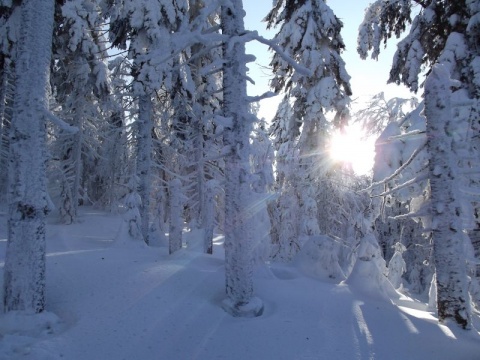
[
  {"xmin": 388, "ymin": 242, "xmax": 407, "ymax": 289},
  {"xmin": 124, "ymin": 176, "xmax": 143, "ymax": 241}
]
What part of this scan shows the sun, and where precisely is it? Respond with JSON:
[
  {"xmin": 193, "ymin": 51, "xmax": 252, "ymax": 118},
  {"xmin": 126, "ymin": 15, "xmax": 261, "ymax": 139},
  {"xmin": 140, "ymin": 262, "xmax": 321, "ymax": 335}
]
[{"xmin": 328, "ymin": 124, "xmax": 375, "ymax": 175}]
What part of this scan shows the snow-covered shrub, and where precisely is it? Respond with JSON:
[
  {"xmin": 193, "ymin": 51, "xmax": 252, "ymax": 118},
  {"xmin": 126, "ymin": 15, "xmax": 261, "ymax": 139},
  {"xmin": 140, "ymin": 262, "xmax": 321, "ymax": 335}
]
[{"xmin": 294, "ymin": 235, "xmax": 345, "ymax": 281}]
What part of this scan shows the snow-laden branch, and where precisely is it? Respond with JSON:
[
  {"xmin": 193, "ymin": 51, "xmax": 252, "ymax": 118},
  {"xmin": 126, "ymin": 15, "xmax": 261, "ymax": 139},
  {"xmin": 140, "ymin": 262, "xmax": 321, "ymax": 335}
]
[
  {"xmin": 250, "ymin": 31, "xmax": 313, "ymax": 77},
  {"xmin": 371, "ymin": 173, "xmax": 428, "ymax": 198},
  {"xmin": 366, "ymin": 140, "xmax": 427, "ymax": 192},
  {"xmin": 44, "ymin": 110, "xmax": 78, "ymax": 134},
  {"xmin": 458, "ymin": 186, "xmax": 480, "ymax": 197},
  {"xmin": 204, "ymin": 145, "xmax": 233, "ymax": 162},
  {"xmin": 151, "ymin": 162, "xmax": 188, "ymax": 183},
  {"xmin": 387, "ymin": 129, "xmax": 426, "ymax": 141},
  {"xmin": 247, "ymin": 91, "xmax": 277, "ymax": 103},
  {"xmin": 390, "ymin": 208, "xmax": 429, "ymax": 221}
]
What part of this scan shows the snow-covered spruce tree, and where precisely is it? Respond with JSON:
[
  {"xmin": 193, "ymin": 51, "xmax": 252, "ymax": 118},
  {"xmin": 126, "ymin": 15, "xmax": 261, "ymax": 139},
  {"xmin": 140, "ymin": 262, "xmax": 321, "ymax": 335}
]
[
  {"xmin": 220, "ymin": 1, "xmax": 263, "ymax": 317},
  {"xmin": 354, "ymin": 93, "xmax": 429, "ymax": 290},
  {"xmin": 268, "ymin": 98, "xmax": 301, "ymax": 260},
  {"xmin": 3, "ymin": 0, "xmax": 56, "ymax": 313},
  {"xmin": 266, "ymin": 0, "xmax": 352, "ymax": 257},
  {"xmin": 49, "ymin": 0, "xmax": 111, "ymax": 223},
  {"xmin": 249, "ymin": 115, "xmax": 275, "ymax": 265},
  {"xmin": 107, "ymin": 0, "xmax": 188, "ymax": 244},
  {"xmin": 105, "ymin": 55, "xmax": 134, "ymax": 212},
  {"xmin": 358, "ymin": 0, "xmax": 480, "ymax": 328},
  {"xmin": 159, "ymin": 1, "xmax": 224, "ymax": 253}
]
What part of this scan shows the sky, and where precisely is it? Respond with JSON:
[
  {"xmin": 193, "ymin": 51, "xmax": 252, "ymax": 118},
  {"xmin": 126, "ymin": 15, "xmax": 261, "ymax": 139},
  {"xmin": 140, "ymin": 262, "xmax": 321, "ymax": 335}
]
[{"xmin": 242, "ymin": 0, "xmax": 416, "ymax": 122}]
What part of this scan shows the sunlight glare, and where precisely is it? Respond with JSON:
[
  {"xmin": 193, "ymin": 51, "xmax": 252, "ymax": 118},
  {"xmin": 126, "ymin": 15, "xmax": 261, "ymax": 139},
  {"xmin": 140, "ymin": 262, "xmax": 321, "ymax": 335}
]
[{"xmin": 328, "ymin": 124, "xmax": 375, "ymax": 175}]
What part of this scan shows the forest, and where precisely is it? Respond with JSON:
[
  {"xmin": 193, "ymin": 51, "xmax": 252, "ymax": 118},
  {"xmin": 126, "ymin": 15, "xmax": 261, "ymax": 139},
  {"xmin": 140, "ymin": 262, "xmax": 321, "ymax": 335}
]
[{"xmin": 1, "ymin": 0, "xmax": 480, "ymax": 358}]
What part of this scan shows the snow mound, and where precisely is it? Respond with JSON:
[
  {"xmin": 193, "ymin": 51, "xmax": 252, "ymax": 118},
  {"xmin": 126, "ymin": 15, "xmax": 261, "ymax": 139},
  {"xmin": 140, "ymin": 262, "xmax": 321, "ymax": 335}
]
[
  {"xmin": 293, "ymin": 235, "xmax": 346, "ymax": 281},
  {"xmin": 344, "ymin": 257, "xmax": 401, "ymax": 301},
  {"xmin": 0, "ymin": 311, "xmax": 64, "ymax": 360},
  {"xmin": 343, "ymin": 233, "xmax": 400, "ymax": 301},
  {"xmin": 221, "ymin": 296, "xmax": 264, "ymax": 318}
]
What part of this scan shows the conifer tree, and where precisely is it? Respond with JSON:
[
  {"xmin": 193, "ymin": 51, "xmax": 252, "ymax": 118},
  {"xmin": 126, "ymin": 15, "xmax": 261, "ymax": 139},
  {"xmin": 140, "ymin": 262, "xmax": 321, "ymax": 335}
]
[
  {"xmin": 358, "ymin": 0, "xmax": 480, "ymax": 328},
  {"xmin": 266, "ymin": 0, "xmax": 352, "ymax": 258},
  {"xmin": 50, "ymin": 0, "xmax": 111, "ymax": 222},
  {"xmin": 106, "ymin": 0, "xmax": 188, "ymax": 244}
]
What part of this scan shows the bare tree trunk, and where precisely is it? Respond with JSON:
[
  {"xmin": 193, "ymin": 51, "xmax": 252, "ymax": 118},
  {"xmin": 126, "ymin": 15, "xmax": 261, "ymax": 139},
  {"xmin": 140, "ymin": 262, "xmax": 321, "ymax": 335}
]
[
  {"xmin": 220, "ymin": 2, "xmax": 263, "ymax": 317},
  {"xmin": 3, "ymin": 0, "xmax": 55, "ymax": 313},
  {"xmin": 425, "ymin": 64, "xmax": 471, "ymax": 329}
]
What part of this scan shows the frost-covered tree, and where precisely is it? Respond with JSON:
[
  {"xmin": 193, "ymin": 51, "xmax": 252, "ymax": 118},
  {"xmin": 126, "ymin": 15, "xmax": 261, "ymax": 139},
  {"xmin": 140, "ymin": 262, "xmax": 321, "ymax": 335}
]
[
  {"xmin": 164, "ymin": 1, "xmax": 223, "ymax": 239},
  {"xmin": 268, "ymin": 98, "xmax": 301, "ymax": 260},
  {"xmin": 354, "ymin": 93, "xmax": 427, "ymax": 288},
  {"xmin": 124, "ymin": 176, "xmax": 143, "ymax": 240},
  {"xmin": 3, "ymin": 0, "xmax": 58, "ymax": 313},
  {"xmin": 266, "ymin": 0, "xmax": 352, "ymax": 258},
  {"xmin": 359, "ymin": 0, "xmax": 480, "ymax": 328},
  {"xmin": 220, "ymin": 1, "xmax": 263, "ymax": 317},
  {"xmin": 355, "ymin": 92, "xmax": 418, "ymax": 137},
  {"xmin": 388, "ymin": 242, "xmax": 407, "ymax": 289},
  {"xmin": 107, "ymin": 0, "xmax": 188, "ymax": 244},
  {"xmin": 49, "ymin": 0, "xmax": 111, "ymax": 223}
]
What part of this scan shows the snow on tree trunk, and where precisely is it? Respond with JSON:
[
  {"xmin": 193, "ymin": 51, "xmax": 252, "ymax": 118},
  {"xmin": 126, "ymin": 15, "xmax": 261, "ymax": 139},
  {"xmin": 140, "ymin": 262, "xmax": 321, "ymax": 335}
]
[
  {"xmin": 0, "ymin": 58, "xmax": 14, "ymax": 202},
  {"xmin": 220, "ymin": 2, "xmax": 263, "ymax": 317},
  {"xmin": 124, "ymin": 176, "xmax": 143, "ymax": 241},
  {"xmin": 136, "ymin": 93, "xmax": 153, "ymax": 245},
  {"xmin": 194, "ymin": 119, "xmax": 205, "ymax": 229},
  {"xmin": 203, "ymin": 180, "xmax": 216, "ymax": 255},
  {"xmin": 425, "ymin": 64, "xmax": 471, "ymax": 329},
  {"xmin": 60, "ymin": 108, "xmax": 84, "ymax": 225},
  {"xmin": 169, "ymin": 178, "xmax": 183, "ymax": 254},
  {"xmin": 387, "ymin": 242, "xmax": 407, "ymax": 289},
  {"xmin": 70, "ymin": 109, "xmax": 84, "ymax": 220},
  {"xmin": 3, "ymin": 0, "xmax": 55, "ymax": 313}
]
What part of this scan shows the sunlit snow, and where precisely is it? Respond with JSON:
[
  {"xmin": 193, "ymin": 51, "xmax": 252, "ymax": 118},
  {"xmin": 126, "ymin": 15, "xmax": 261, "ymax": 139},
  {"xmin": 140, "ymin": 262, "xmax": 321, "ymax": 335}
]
[{"xmin": 0, "ymin": 208, "xmax": 479, "ymax": 360}]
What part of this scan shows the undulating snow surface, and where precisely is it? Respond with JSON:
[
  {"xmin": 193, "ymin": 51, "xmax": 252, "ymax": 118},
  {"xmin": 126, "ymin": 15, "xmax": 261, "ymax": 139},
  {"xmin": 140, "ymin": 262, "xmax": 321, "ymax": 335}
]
[{"xmin": 0, "ymin": 208, "xmax": 479, "ymax": 360}]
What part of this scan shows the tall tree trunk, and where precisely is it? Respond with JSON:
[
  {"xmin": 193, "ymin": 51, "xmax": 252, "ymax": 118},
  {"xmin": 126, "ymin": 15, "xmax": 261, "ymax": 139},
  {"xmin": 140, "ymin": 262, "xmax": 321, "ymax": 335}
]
[
  {"xmin": 136, "ymin": 93, "xmax": 153, "ymax": 245},
  {"xmin": 425, "ymin": 64, "xmax": 471, "ymax": 329},
  {"xmin": 3, "ymin": 0, "xmax": 55, "ymax": 313},
  {"xmin": 71, "ymin": 104, "xmax": 84, "ymax": 220},
  {"xmin": 220, "ymin": 2, "xmax": 263, "ymax": 317},
  {"xmin": 0, "ymin": 58, "xmax": 14, "ymax": 202},
  {"xmin": 169, "ymin": 178, "xmax": 183, "ymax": 254},
  {"xmin": 203, "ymin": 179, "xmax": 215, "ymax": 254}
]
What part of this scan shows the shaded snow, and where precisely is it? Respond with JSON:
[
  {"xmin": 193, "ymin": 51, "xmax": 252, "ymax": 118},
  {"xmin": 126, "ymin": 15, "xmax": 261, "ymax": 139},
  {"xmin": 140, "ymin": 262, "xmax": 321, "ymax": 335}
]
[{"xmin": 0, "ymin": 208, "xmax": 479, "ymax": 360}]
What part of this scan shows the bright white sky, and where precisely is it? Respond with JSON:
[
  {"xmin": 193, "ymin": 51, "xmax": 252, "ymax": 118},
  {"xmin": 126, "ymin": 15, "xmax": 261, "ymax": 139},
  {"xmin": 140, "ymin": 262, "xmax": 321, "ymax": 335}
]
[{"xmin": 242, "ymin": 0, "xmax": 415, "ymax": 174}]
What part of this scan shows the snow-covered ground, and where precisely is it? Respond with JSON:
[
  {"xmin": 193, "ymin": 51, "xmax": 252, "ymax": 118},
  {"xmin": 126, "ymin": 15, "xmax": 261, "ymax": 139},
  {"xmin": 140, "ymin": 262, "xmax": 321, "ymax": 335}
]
[{"xmin": 0, "ymin": 208, "xmax": 479, "ymax": 360}]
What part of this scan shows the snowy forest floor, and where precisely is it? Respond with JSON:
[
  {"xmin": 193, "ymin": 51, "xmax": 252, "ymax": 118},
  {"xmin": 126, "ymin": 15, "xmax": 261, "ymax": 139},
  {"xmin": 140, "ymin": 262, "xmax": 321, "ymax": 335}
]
[{"xmin": 0, "ymin": 207, "xmax": 480, "ymax": 360}]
